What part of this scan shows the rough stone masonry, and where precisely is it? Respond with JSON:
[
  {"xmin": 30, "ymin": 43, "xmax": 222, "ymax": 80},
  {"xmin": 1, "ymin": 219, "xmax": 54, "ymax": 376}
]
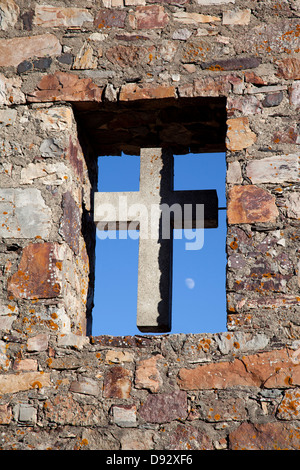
[{"xmin": 0, "ymin": 0, "xmax": 299, "ymax": 450}]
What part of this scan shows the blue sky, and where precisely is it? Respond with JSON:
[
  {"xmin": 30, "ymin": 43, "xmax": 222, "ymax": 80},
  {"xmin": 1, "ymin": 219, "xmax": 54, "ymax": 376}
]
[{"xmin": 93, "ymin": 152, "xmax": 227, "ymax": 336}]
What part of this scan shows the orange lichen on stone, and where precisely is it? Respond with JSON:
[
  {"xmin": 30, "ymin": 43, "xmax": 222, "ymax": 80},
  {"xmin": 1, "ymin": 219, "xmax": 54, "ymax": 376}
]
[{"xmin": 197, "ymin": 338, "xmax": 211, "ymax": 352}]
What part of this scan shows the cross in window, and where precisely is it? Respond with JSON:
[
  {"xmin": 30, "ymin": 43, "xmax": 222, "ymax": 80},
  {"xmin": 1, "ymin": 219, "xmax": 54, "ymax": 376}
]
[{"xmin": 94, "ymin": 148, "xmax": 218, "ymax": 333}]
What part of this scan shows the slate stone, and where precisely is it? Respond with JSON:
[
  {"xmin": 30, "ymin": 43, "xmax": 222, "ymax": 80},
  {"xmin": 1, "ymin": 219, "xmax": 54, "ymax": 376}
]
[
  {"xmin": 57, "ymin": 53, "xmax": 73, "ymax": 65},
  {"xmin": 40, "ymin": 138, "xmax": 63, "ymax": 158},
  {"xmin": 262, "ymin": 92, "xmax": 283, "ymax": 107},
  {"xmin": 33, "ymin": 57, "xmax": 52, "ymax": 71},
  {"xmin": 21, "ymin": 10, "xmax": 34, "ymax": 31},
  {"xmin": 202, "ymin": 56, "xmax": 262, "ymax": 71},
  {"xmin": 17, "ymin": 60, "xmax": 32, "ymax": 74}
]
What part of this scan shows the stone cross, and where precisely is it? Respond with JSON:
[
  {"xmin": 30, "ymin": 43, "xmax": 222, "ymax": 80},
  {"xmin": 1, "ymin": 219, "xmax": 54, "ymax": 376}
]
[{"xmin": 94, "ymin": 148, "xmax": 218, "ymax": 333}]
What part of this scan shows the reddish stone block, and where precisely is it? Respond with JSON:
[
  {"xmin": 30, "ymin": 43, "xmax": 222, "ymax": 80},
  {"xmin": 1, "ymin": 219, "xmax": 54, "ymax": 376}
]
[
  {"xmin": 103, "ymin": 366, "xmax": 132, "ymax": 398},
  {"xmin": 177, "ymin": 349, "xmax": 300, "ymax": 391},
  {"xmin": 242, "ymin": 349, "xmax": 300, "ymax": 389},
  {"xmin": 276, "ymin": 58, "xmax": 300, "ymax": 80},
  {"xmin": 233, "ymin": 272, "xmax": 291, "ymax": 294},
  {"xmin": 135, "ymin": 5, "xmax": 169, "ymax": 29},
  {"xmin": 227, "ymin": 185, "xmax": 279, "ymax": 224},
  {"xmin": 119, "ymin": 82, "xmax": 176, "ymax": 101},
  {"xmin": 135, "ymin": 355, "xmax": 163, "ymax": 392},
  {"xmin": 178, "ymin": 358, "xmax": 255, "ymax": 390},
  {"xmin": 244, "ymin": 71, "xmax": 266, "ymax": 85},
  {"xmin": 237, "ymin": 294, "xmax": 300, "ymax": 310},
  {"xmin": 226, "ymin": 117, "xmax": 257, "ymax": 151},
  {"xmin": 229, "ymin": 422, "xmax": 300, "ymax": 450},
  {"xmin": 179, "ymin": 77, "xmax": 229, "ymax": 98},
  {"xmin": 139, "ymin": 390, "xmax": 187, "ymax": 423},
  {"xmin": 273, "ymin": 124, "xmax": 300, "ymax": 145},
  {"xmin": 27, "ymin": 71, "xmax": 102, "ymax": 103},
  {"xmin": 94, "ymin": 9, "xmax": 126, "ymax": 29},
  {"xmin": 0, "ymin": 34, "xmax": 61, "ymax": 67},
  {"xmin": 7, "ymin": 243, "xmax": 63, "ymax": 300},
  {"xmin": 227, "ymin": 95, "xmax": 262, "ymax": 116}
]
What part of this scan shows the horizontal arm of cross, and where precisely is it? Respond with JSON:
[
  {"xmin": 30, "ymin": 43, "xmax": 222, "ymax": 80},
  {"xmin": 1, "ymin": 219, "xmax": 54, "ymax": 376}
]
[
  {"xmin": 94, "ymin": 189, "xmax": 218, "ymax": 231},
  {"xmin": 94, "ymin": 191, "xmax": 139, "ymax": 230},
  {"xmin": 167, "ymin": 189, "xmax": 218, "ymax": 229}
]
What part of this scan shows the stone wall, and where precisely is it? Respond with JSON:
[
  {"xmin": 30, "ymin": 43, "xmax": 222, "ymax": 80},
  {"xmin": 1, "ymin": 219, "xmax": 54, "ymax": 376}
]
[{"xmin": 0, "ymin": 0, "xmax": 299, "ymax": 450}]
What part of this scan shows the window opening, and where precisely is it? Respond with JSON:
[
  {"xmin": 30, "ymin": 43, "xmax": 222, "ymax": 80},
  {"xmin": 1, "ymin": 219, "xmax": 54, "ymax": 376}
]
[
  {"xmin": 93, "ymin": 152, "xmax": 226, "ymax": 336},
  {"xmin": 97, "ymin": 154, "xmax": 140, "ymax": 192}
]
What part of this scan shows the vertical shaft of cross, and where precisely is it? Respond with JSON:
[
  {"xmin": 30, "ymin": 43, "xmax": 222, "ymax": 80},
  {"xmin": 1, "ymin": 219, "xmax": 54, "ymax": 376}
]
[{"xmin": 136, "ymin": 148, "xmax": 173, "ymax": 332}]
